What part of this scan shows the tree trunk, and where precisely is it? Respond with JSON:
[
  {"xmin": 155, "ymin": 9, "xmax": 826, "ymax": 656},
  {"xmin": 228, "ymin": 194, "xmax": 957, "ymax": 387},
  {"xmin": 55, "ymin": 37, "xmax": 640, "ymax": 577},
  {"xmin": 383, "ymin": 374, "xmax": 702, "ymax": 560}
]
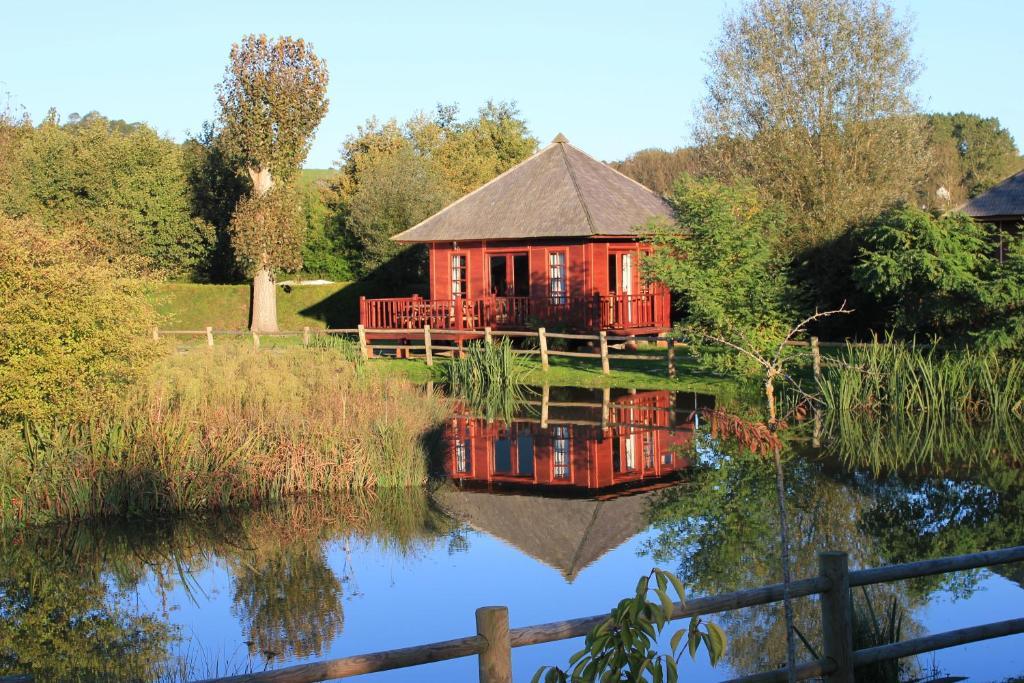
[
  {"xmin": 246, "ymin": 165, "xmax": 277, "ymax": 332},
  {"xmin": 251, "ymin": 266, "xmax": 279, "ymax": 333}
]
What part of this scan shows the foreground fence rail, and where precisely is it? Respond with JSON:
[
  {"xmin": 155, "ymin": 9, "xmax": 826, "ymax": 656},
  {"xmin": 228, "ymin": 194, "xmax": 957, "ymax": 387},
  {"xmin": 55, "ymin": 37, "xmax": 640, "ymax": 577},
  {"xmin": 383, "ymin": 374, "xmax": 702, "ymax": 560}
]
[{"xmin": 180, "ymin": 545, "xmax": 1024, "ymax": 683}]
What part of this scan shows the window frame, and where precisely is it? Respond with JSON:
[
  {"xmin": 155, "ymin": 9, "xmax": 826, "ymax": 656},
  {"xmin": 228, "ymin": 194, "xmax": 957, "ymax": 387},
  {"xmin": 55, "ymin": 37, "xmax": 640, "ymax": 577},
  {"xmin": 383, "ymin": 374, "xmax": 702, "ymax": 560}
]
[
  {"xmin": 548, "ymin": 250, "xmax": 567, "ymax": 303},
  {"xmin": 451, "ymin": 253, "xmax": 468, "ymax": 299}
]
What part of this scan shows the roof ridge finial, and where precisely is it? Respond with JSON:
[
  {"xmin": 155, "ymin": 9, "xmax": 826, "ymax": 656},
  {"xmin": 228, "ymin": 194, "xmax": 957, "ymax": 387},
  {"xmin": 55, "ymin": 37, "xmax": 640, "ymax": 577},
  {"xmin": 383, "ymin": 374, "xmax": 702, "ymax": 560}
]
[{"xmin": 552, "ymin": 132, "xmax": 569, "ymax": 144}]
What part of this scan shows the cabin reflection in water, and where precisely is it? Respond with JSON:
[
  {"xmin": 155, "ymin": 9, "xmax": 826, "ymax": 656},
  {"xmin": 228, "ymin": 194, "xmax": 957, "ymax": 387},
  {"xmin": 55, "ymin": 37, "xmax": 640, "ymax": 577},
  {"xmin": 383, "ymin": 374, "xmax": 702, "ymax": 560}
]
[
  {"xmin": 436, "ymin": 388, "xmax": 714, "ymax": 581},
  {"xmin": 443, "ymin": 389, "xmax": 715, "ymax": 497}
]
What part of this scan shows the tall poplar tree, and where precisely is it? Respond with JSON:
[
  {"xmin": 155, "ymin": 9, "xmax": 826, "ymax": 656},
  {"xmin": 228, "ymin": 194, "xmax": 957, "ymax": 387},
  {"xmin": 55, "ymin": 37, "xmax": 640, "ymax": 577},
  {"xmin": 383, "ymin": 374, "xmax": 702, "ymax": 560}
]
[
  {"xmin": 696, "ymin": 0, "xmax": 928, "ymax": 251},
  {"xmin": 217, "ymin": 35, "xmax": 329, "ymax": 332}
]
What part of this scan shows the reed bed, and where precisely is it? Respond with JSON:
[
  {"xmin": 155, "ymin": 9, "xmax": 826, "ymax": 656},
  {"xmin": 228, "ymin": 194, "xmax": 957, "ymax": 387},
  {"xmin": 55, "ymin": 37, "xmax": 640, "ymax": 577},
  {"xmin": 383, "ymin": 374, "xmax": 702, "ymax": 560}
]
[
  {"xmin": 0, "ymin": 348, "xmax": 449, "ymax": 527},
  {"xmin": 817, "ymin": 338, "xmax": 1024, "ymax": 419},
  {"xmin": 442, "ymin": 338, "xmax": 532, "ymax": 420}
]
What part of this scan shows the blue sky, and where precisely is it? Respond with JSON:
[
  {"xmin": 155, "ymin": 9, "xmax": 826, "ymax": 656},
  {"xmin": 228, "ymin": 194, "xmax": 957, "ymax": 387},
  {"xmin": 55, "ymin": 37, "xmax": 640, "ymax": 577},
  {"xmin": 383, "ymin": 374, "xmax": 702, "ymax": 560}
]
[{"xmin": 2, "ymin": 0, "xmax": 1022, "ymax": 168}]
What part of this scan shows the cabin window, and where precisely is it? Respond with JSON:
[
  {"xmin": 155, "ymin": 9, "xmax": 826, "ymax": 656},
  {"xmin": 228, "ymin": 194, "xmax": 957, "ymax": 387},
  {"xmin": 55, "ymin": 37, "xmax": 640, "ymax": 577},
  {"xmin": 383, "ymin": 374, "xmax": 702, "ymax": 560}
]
[
  {"xmin": 662, "ymin": 452, "xmax": 673, "ymax": 466},
  {"xmin": 453, "ymin": 420, "xmax": 472, "ymax": 474},
  {"xmin": 494, "ymin": 430, "xmax": 512, "ymax": 473},
  {"xmin": 549, "ymin": 251, "xmax": 567, "ymax": 303},
  {"xmin": 552, "ymin": 426, "xmax": 570, "ymax": 480},
  {"xmin": 517, "ymin": 430, "xmax": 535, "ymax": 476},
  {"xmin": 451, "ymin": 254, "xmax": 467, "ymax": 298},
  {"xmin": 624, "ymin": 434, "xmax": 637, "ymax": 472},
  {"xmin": 642, "ymin": 431, "xmax": 654, "ymax": 469}
]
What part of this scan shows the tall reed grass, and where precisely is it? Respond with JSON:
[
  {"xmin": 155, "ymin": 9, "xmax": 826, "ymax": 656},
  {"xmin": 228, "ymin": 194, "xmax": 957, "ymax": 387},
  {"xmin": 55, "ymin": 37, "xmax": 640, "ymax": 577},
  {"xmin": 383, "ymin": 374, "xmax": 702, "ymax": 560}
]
[
  {"xmin": 818, "ymin": 338, "xmax": 1024, "ymax": 419},
  {"xmin": 442, "ymin": 338, "xmax": 531, "ymax": 420},
  {"xmin": 0, "ymin": 348, "xmax": 449, "ymax": 527}
]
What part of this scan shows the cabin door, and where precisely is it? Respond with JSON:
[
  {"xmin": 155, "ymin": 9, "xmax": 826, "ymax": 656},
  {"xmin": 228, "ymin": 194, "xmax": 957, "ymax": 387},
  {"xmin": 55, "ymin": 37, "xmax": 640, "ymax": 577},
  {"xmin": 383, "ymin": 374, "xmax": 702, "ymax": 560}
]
[
  {"xmin": 607, "ymin": 251, "xmax": 637, "ymax": 324},
  {"xmin": 489, "ymin": 253, "xmax": 530, "ymax": 297}
]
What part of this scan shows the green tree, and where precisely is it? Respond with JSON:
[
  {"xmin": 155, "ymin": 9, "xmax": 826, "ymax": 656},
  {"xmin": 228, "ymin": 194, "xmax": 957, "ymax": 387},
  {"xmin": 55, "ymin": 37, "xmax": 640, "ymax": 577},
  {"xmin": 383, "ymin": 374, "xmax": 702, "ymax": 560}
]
[
  {"xmin": 695, "ymin": 0, "xmax": 928, "ymax": 251},
  {"xmin": 181, "ymin": 122, "xmax": 250, "ymax": 282},
  {"xmin": 610, "ymin": 147, "xmax": 699, "ymax": 195},
  {"xmin": 299, "ymin": 173, "xmax": 353, "ymax": 280},
  {"xmin": 2, "ymin": 112, "xmax": 214, "ymax": 275},
  {"xmin": 328, "ymin": 102, "xmax": 536, "ymax": 280},
  {"xmin": 0, "ymin": 216, "xmax": 158, "ymax": 426},
  {"xmin": 920, "ymin": 113, "xmax": 1023, "ymax": 208},
  {"xmin": 852, "ymin": 207, "xmax": 992, "ymax": 338},
  {"xmin": 216, "ymin": 34, "xmax": 330, "ymax": 331},
  {"xmin": 644, "ymin": 175, "xmax": 797, "ymax": 375}
]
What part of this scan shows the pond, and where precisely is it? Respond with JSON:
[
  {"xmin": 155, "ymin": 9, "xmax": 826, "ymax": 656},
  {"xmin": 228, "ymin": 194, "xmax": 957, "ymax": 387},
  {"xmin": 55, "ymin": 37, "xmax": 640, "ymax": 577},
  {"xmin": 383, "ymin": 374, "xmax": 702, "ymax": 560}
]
[{"xmin": 2, "ymin": 385, "xmax": 1023, "ymax": 682}]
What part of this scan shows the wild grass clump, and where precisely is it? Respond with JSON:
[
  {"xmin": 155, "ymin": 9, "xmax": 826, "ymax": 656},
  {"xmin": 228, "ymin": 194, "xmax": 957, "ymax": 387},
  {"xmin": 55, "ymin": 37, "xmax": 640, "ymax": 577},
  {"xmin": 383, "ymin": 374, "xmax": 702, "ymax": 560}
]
[
  {"xmin": 442, "ymin": 338, "xmax": 531, "ymax": 419},
  {"xmin": 818, "ymin": 337, "xmax": 1024, "ymax": 419},
  {"xmin": 0, "ymin": 348, "xmax": 449, "ymax": 527}
]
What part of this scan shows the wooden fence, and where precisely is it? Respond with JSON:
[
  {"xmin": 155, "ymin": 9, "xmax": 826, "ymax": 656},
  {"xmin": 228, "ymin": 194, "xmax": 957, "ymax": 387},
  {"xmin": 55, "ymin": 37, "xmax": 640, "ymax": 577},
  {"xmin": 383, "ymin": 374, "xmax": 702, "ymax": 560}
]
[
  {"xmin": 175, "ymin": 545, "xmax": 1024, "ymax": 683},
  {"xmin": 152, "ymin": 325, "xmax": 712, "ymax": 377}
]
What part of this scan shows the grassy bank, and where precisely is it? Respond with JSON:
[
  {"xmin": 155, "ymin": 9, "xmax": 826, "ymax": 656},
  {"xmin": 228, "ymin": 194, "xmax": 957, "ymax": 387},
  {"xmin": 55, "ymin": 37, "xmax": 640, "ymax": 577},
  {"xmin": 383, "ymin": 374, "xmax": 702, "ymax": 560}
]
[
  {"xmin": 0, "ymin": 348, "xmax": 449, "ymax": 527},
  {"xmin": 378, "ymin": 349, "xmax": 741, "ymax": 394},
  {"xmin": 150, "ymin": 281, "xmax": 377, "ymax": 330}
]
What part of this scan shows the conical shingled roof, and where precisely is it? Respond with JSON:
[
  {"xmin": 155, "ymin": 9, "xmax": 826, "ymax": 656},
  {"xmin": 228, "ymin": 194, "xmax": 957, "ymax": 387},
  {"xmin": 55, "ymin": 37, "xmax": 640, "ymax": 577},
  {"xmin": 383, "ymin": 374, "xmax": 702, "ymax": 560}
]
[
  {"xmin": 433, "ymin": 488, "xmax": 656, "ymax": 582},
  {"xmin": 961, "ymin": 170, "xmax": 1024, "ymax": 219},
  {"xmin": 392, "ymin": 135, "xmax": 674, "ymax": 243}
]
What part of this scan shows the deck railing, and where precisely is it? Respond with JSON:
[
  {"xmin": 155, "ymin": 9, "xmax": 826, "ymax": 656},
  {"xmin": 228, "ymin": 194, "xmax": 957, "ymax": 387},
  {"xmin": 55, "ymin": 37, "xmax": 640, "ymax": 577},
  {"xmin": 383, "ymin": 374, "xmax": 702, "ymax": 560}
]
[
  {"xmin": 188, "ymin": 545, "xmax": 1024, "ymax": 683},
  {"xmin": 358, "ymin": 293, "xmax": 670, "ymax": 331}
]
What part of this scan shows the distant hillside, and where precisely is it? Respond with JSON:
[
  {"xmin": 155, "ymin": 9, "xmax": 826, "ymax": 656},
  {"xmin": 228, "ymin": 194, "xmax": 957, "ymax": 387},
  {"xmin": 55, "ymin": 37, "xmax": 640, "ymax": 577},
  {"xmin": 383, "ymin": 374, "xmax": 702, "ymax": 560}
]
[{"xmin": 300, "ymin": 168, "xmax": 337, "ymax": 187}]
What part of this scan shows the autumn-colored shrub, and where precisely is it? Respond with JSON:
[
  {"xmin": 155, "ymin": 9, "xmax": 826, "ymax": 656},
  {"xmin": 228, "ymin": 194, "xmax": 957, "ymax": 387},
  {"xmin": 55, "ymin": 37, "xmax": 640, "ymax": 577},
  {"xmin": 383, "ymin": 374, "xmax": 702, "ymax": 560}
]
[{"xmin": 0, "ymin": 216, "xmax": 159, "ymax": 426}]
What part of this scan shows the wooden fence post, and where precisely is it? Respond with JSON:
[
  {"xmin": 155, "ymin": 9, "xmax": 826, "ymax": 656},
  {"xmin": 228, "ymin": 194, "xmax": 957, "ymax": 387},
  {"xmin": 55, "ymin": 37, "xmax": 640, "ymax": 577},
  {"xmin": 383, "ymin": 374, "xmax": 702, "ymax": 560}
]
[
  {"xmin": 152, "ymin": 326, "xmax": 159, "ymax": 341},
  {"xmin": 667, "ymin": 338, "xmax": 676, "ymax": 378},
  {"xmin": 819, "ymin": 552, "xmax": 854, "ymax": 683},
  {"xmin": 538, "ymin": 327, "xmax": 549, "ymax": 372},
  {"xmin": 811, "ymin": 336, "xmax": 822, "ymax": 383},
  {"xmin": 357, "ymin": 324, "xmax": 369, "ymax": 360},
  {"xmin": 303, "ymin": 326, "xmax": 310, "ymax": 347},
  {"xmin": 599, "ymin": 331, "xmax": 610, "ymax": 375},
  {"xmin": 484, "ymin": 326, "xmax": 493, "ymax": 345},
  {"xmin": 252, "ymin": 331, "xmax": 260, "ymax": 349},
  {"xmin": 423, "ymin": 325, "xmax": 433, "ymax": 367},
  {"xmin": 206, "ymin": 326, "xmax": 214, "ymax": 348},
  {"xmin": 540, "ymin": 384, "xmax": 550, "ymax": 429},
  {"xmin": 476, "ymin": 606, "xmax": 512, "ymax": 683},
  {"xmin": 601, "ymin": 387, "xmax": 611, "ymax": 430}
]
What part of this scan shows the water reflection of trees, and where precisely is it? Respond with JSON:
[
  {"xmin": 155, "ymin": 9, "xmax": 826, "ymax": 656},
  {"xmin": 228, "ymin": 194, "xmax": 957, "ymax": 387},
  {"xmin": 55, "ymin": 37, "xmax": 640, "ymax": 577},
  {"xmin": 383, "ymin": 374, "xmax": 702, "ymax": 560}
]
[
  {"xmin": 641, "ymin": 421, "xmax": 1024, "ymax": 677},
  {"xmin": 0, "ymin": 489, "xmax": 454, "ymax": 680}
]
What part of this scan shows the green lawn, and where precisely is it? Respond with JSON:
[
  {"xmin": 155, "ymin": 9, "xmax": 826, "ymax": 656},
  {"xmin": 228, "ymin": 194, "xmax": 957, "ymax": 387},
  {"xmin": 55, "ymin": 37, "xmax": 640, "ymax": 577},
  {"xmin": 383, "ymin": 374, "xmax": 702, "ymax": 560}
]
[
  {"xmin": 299, "ymin": 168, "xmax": 337, "ymax": 186},
  {"xmin": 370, "ymin": 349, "xmax": 742, "ymax": 395},
  {"xmin": 150, "ymin": 281, "xmax": 376, "ymax": 331},
  {"xmin": 153, "ymin": 281, "xmax": 744, "ymax": 394}
]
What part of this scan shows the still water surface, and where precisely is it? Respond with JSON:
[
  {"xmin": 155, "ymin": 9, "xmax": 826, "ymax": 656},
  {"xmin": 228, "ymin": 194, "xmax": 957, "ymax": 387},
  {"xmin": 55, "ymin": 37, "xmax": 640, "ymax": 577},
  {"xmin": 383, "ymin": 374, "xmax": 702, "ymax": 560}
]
[{"xmin": 3, "ymin": 386, "xmax": 1023, "ymax": 681}]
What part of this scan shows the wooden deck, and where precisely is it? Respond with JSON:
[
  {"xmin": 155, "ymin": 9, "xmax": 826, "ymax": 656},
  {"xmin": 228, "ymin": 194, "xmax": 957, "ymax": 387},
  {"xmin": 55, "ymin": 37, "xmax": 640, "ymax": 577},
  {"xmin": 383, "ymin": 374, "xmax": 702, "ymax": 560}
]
[{"xmin": 359, "ymin": 293, "xmax": 670, "ymax": 333}]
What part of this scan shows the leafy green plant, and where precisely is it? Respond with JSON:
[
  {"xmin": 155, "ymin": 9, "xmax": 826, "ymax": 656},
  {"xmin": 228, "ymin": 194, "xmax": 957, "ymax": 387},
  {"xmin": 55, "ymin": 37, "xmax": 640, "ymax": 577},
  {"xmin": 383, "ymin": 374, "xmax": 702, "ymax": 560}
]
[
  {"xmin": 643, "ymin": 175, "xmax": 799, "ymax": 377},
  {"xmin": 442, "ymin": 338, "xmax": 531, "ymax": 420},
  {"xmin": 852, "ymin": 588, "xmax": 906, "ymax": 683},
  {"xmin": 533, "ymin": 569, "xmax": 725, "ymax": 682}
]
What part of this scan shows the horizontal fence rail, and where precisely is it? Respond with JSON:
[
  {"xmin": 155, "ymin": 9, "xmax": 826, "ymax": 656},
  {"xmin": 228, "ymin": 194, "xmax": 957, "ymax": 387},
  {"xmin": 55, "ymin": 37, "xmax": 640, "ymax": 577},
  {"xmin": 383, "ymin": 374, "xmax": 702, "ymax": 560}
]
[
  {"xmin": 181, "ymin": 545, "xmax": 1024, "ymax": 683},
  {"xmin": 152, "ymin": 324, "xmax": 922, "ymax": 381},
  {"xmin": 152, "ymin": 324, "xmax": 693, "ymax": 377}
]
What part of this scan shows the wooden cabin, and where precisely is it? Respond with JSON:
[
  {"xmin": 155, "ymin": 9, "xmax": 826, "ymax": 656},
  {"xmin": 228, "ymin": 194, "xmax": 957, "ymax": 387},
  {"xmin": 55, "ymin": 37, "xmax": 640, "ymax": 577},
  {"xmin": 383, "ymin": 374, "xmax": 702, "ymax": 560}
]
[
  {"xmin": 359, "ymin": 134, "xmax": 674, "ymax": 334},
  {"xmin": 962, "ymin": 169, "xmax": 1024, "ymax": 235},
  {"xmin": 443, "ymin": 390, "xmax": 701, "ymax": 496}
]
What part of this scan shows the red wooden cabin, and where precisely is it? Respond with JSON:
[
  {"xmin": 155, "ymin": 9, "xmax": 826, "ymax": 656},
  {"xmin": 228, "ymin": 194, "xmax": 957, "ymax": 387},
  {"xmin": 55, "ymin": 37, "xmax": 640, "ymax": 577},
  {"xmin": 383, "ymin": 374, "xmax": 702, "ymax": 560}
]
[
  {"xmin": 359, "ymin": 134, "xmax": 674, "ymax": 334},
  {"xmin": 444, "ymin": 390, "xmax": 699, "ymax": 496}
]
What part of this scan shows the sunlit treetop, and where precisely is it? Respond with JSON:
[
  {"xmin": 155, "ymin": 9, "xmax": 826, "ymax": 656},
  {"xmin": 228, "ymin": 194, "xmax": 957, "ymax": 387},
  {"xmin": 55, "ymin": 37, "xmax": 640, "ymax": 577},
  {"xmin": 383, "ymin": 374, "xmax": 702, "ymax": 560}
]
[{"xmin": 216, "ymin": 34, "xmax": 329, "ymax": 182}]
